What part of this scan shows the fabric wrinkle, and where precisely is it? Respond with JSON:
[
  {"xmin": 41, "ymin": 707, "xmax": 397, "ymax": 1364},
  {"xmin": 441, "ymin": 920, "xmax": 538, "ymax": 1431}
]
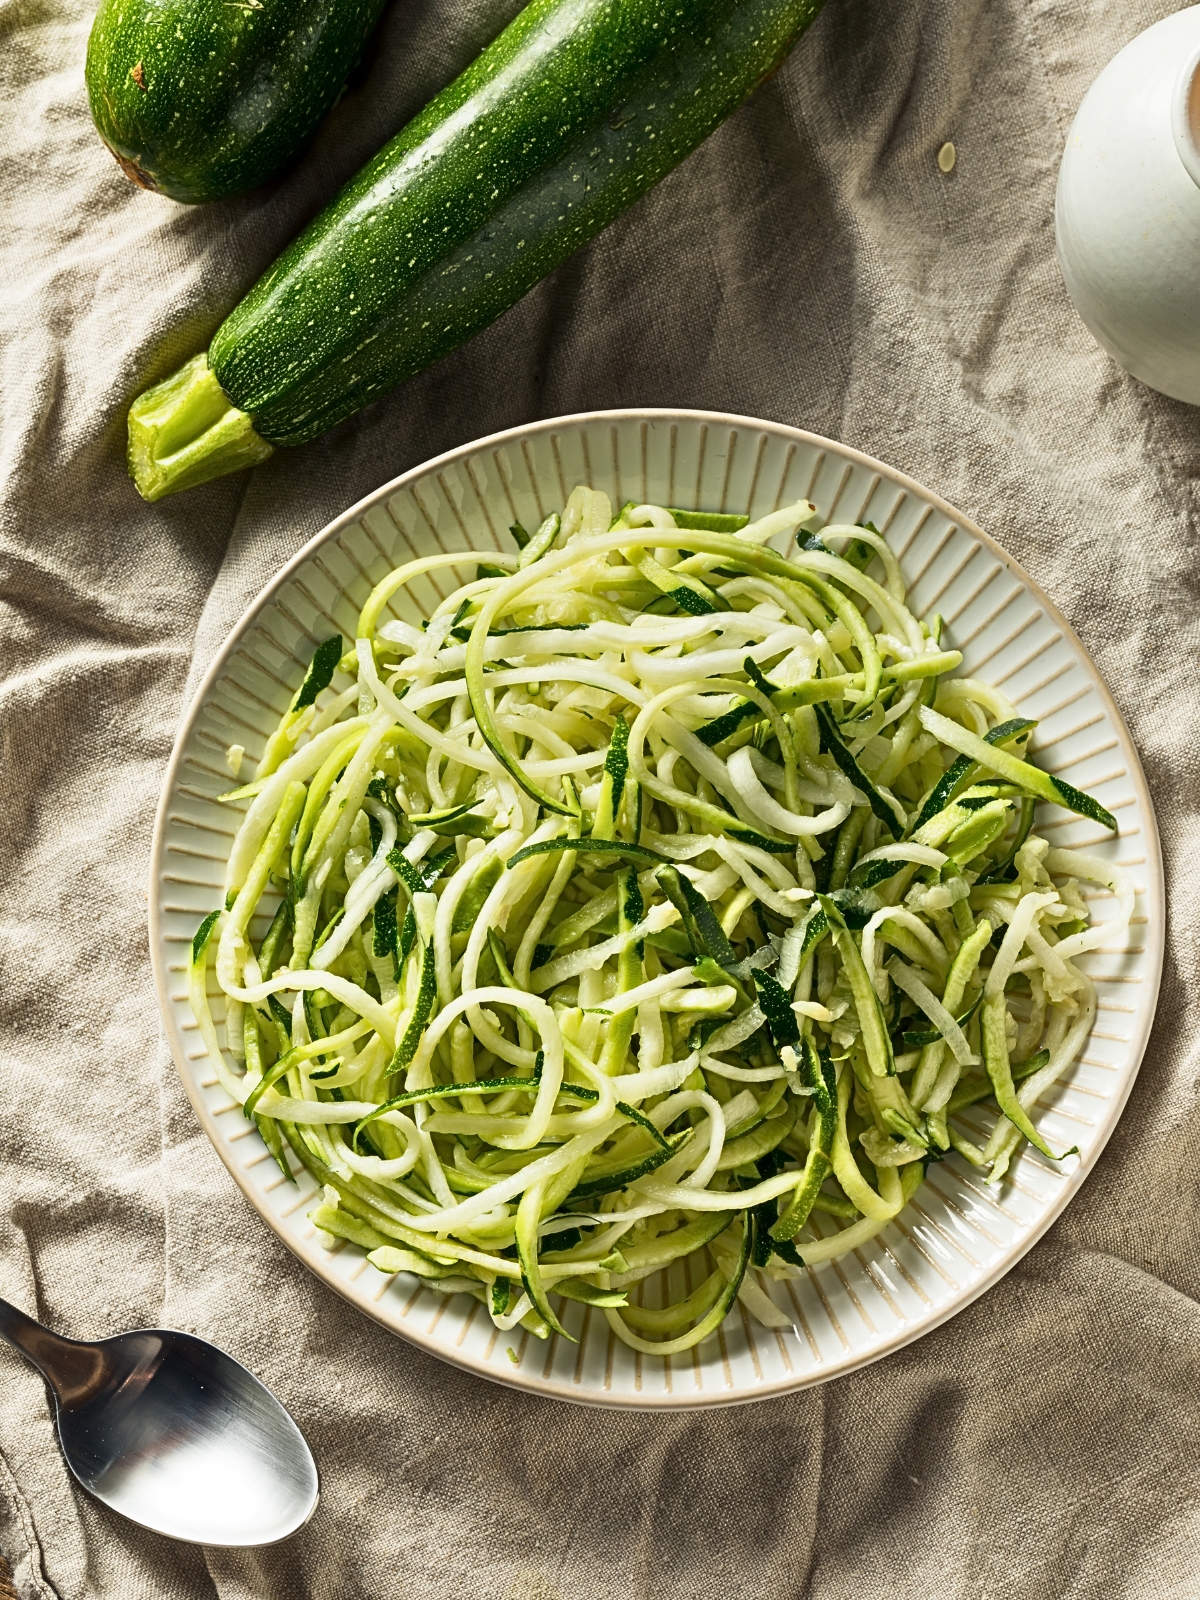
[{"xmin": 1, "ymin": 1, "xmax": 1197, "ymax": 1597}]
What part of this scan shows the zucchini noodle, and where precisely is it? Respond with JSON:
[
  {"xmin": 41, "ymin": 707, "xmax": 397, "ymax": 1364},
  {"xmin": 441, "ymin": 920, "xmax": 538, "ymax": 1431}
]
[{"xmin": 192, "ymin": 487, "xmax": 1128, "ymax": 1353}]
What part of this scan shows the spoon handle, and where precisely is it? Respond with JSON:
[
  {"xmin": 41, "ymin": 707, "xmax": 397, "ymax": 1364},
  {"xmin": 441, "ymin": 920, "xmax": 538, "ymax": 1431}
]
[
  {"xmin": 0, "ymin": 1295, "xmax": 55, "ymax": 1367},
  {"xmin": 0, "ymin": 1297, "xmax": 107, "ymax": 1406}
]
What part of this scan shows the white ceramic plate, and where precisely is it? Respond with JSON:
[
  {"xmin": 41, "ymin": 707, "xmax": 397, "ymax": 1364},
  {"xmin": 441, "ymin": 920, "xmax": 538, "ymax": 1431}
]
[{"xmin": 150, "ymin": 411, "xmax": 1163, "ymax": 1409}]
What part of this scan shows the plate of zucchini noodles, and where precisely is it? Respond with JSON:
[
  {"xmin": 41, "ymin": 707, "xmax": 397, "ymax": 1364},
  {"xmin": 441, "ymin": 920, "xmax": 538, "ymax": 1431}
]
[{"xmin": 151, "ymin": 411, "xmax": 1162, "ymax": 1407}]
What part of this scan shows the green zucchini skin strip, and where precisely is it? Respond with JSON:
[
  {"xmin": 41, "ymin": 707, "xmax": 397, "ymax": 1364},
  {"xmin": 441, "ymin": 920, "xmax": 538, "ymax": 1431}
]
[
  {"xmin": 392, "ymin": 845, "xmax": 456, "ymax": 892},
  {"xmin": 386, "ymin": 845, "xmax": 448, "ymax": 897},
  {"xmin": 980, "ymin": 993, "xmax": 1075, "ymax": 1162},
  {"xmin": 450, "ymin": 621, "xmax": 590, "ymax": 643},
  {"xmin": 267, "ymin": 993, "xmax": 293, "ymax": 1044},
  {"xmin": 386, "ymin": 844, "xmax": 453, "ymax": 967},
  {"xmin": 616, "ymin": 1212, "xmax": 732, "ymax": 1276},
  {"xmin": 1014, "ymin": 1048, "xmax": 1052, "ymax": 1080},
  {"xmin": 360, "ymin": 1073, "xmax": 545, "ymax": 1115},
  {"xmin": 294, "ymin": 635, "xmax": 344, "ymax": 711},
  {"xmin": 797, "ymin": 908, "xmax": 830, "ymax": 967},
  {"xmin": 605, "ymin": 1213, "xmax": 751, "ymax": 1356},
  {"xmin": 568, "ymin": 1130, "xmax": 689, "ymax": 1198},
  {"xmin": 975, "ymin": 795, "xmax": 1036, "ymax": 884},
  {"xmin": 407, "ymin": 801, "xmax": 494, "ymax": 839},
  {"xmin": 622, "ymin": 545, "xmax": 721, "ymax": 614},
  {"xmin": 845, "ymin": 856, "xmax": 909, "ymax": 893},
  {"xmin": 752, "ymin": 969, "xmax": 800, "ymax": 1051},
  {"xmin": 598, "ymin": 865, "xmax": 645, "ymax": 1076},
  {"xmin": 290, "ymin": 728, "xmax": 367, "ymax": 885},
  {"xmin": 919, "ymin": 707, "xmax": 1117, "ymax": 831},
  {"xmin": 553, "ymin": 1278, "xmax": 629, "ymax": 1309},
  {"xmin": 508, "ymin": 837, "xmax": 667, "ymax": 870},
  {"xmin": 814, "ymin": 703, "xmax": 904, "ymax": 833},
  {"xmin": 719, "ymin": 824, "xmax": 796, "ymax": 856},
  {"xmin": 590, "ymin": 716, "xmax": 630, "ymax": 842},
  {"xmin": 655, "ymin": 865, "xmax": 737, "ymax": 968},
  {"xmin": 352, "ymin": 1075, "xmax": 669, "ymax": 1153},
  {"xmin": 516, "ymin": 1178, "xmax": 572, "ymax": 1340},
  {"xmin": 802, "ymin": 529, "xmax": 871, "ymax": 568},
  {"xmin": 716, "ymin": 1102, "xmax": 797, "ymax": 1173},
  {"xmin": 696, "ymin": 699, "xmax": 771, "ymax": 749},
  {"xmin": 607, "ymin": 1097, "xmax": 671, "ymax": 1151},
  {"xmin": 944, "ymin": 799, "xmax": 1012, "ymax": 868},
  {"xmin": 907, "ymin": 717, "xmax": 1035, "ymax": 836},
  {"xmin": 817, "ymin": 895, "xmax": 895, "ymax": 1077},
  {"xmin": 255, "ymin": 635, "xmax": 343, "ymax": 780},
  {"xmin": 943, "ymin": 1049, "xmax": 1053, "ymax": 1116},
  {"xmin": 191, "ymin": 909, "xmax": 220, "ymax": 964},
  {"xmin": 244, "ymin": 1011, "xmax": 296, "ymax": 1184},
  {"xmin": 915, "ymin": 755, "xmax": 979, "ymax": 832},
  {"xmin": 902, "ymin": 993, "xmax": 981, "ymax": 1049},
  {"xmin": 518, "ymin": 512, "xmax": 562, "ymax": 567},
  {"xmin": 619, "ymin": 1271, "xmax": 725, "ymax": 1334},
  {"xmin": 1047, "ymin": 775, "xmax": 1118, "ymax": 831},
  {"xmin": 309, "ymin": 1203, "xmax": 394, "ymax": 1255},
  {"xmin": 390, "ymin": 934, "xmax": 437, "ymax": 1073},
  {"xmin": 372, "ymin": 886, "xmax": 400, "ymax": 972},
  {"xmin": 769, "ymin": 1041, "xmax": 836, "ymax": 1242},
  {"xmin": 666, "ymin": 509, "xmax": 750, "ymax": 532},
  {"xmin": 696, "ymin": 674, "xmax": 849, "ymax": 747}
]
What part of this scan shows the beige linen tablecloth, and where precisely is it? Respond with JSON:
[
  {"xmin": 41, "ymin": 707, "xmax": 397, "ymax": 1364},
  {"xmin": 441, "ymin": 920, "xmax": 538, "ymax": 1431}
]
[{"xmin": 2, "ymin": 1, "xmax": 1198, "ymax": 1595}]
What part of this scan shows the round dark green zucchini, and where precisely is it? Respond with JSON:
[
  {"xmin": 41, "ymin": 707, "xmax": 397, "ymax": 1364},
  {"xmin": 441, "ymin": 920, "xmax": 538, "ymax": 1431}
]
[
  {"xmin": 86, "ymin": 0, "xmax": 389, "ymax": 204},
  {"xmin": 128, "ymin": 0, "xmax": 826, "ymax": 498}
]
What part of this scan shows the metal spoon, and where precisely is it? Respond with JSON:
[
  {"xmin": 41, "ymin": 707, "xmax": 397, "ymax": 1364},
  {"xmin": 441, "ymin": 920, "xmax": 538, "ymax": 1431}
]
[{"xmin": 0, "ymin": 1296, "xmax": 319, "ymax": 1546}]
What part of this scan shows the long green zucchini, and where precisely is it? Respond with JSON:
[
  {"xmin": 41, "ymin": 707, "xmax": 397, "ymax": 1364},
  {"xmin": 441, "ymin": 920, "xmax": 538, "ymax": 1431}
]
[
  {"xmin": 86, "ymin": 0, "xmax": 389, "ymax": 203},
  {"xmin": 127, "ymin": 0, "xmax": 826, "ymax": 499}
]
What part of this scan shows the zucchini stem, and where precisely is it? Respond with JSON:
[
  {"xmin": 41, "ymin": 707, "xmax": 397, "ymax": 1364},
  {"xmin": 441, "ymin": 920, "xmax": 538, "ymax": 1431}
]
[{"xmin": 127, "ymin": 352, "xmax": 273, "ymax": 502}]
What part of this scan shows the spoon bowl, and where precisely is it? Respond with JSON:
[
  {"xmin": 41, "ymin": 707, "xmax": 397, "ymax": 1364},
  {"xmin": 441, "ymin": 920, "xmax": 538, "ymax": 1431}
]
[{"xmin": 0, "ymin": 1297, "xmax": 318, "ymax": 1546}]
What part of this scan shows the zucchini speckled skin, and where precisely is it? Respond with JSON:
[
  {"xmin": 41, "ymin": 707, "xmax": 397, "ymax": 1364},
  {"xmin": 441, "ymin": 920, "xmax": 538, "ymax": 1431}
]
[
  {"xmin": 86, "ymin": 0, "xmax": 389, "ymax": 204},
  {"xmin": 209, "ymin": 0, "xmax": 825, "ymax": 445}
]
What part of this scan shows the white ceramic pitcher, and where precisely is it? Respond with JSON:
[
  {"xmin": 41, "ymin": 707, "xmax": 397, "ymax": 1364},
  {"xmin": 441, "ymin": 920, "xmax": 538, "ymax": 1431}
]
[{"xmin": 1056, "ymin": 6, "xmax": 1200, "ymax": 404}]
